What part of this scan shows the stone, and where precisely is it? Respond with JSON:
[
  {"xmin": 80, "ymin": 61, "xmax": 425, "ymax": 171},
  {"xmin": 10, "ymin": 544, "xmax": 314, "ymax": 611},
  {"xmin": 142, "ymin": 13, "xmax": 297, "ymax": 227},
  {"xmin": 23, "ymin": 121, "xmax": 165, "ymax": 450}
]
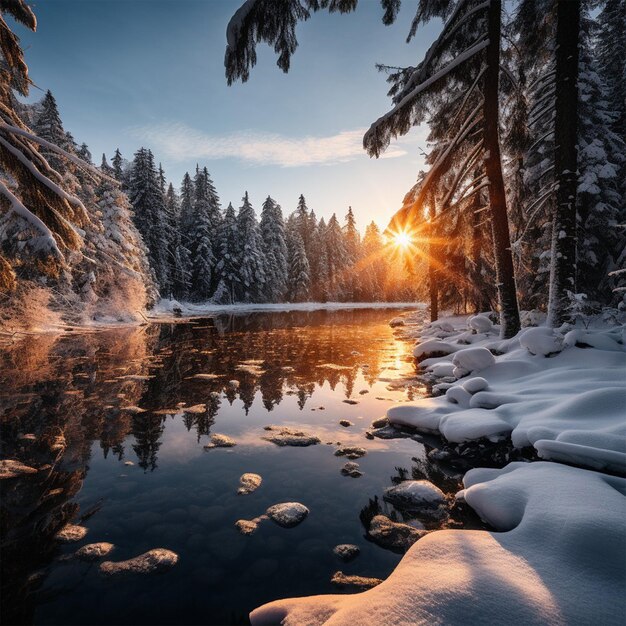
[
  {"xmin": 204, "ymin": 434, "xmax": 236, "ymax": 449},
  {"xmin": 368, "ymin": 515, "xmax": 426, "ymax": 552},
  {"xmin": 262, "ymin": 426, "xmax": 320, "ymax": 447},
  {"xmin": 100, "ymin": 549, "xmax": 178, "ymax": 575},
  {"xmin": 383, "ymin": 480, "xmax": 446, "ymax": 510},
  {"xmin": 342, "ymin": 399, "xmax": 359, "ymax": 405},
  {"xmin": 333, "ymin": 544, "xmax": 360, "ymax": 561},
  {"xmin": 266, "ymin": 502, "xmax": 309, "ymax": 528},
  {"xmin": 55, "ymin": 524, "xmax": 88, "ymax": 542},
  {"xmin": 334, "ymin": 446, "xmax": 367, "ymax": 460},
  {"xmin": 235, "ymin": 518, "xmax": 263, "ymax": 535},
  {"xmin": 339, "ymin": 420, "xmax": 353, "ymax": 427},
  {"xmin": 330, "ymin": 571, "xmax": 382, "ymax": 590},
  {"xmin": 371, "ymin": 416, "xmax": 388, "ymax": 428},
  {"xmin": 340, "ymin": 462, "xmax": 362, "ymax": 478},
  {"xmin": 75, "ymin": 542, "xmax": 115, "ymax": 561},
  {"xmin": 237, "ymin": 473, "xmax": 262, "ymax": 495}
]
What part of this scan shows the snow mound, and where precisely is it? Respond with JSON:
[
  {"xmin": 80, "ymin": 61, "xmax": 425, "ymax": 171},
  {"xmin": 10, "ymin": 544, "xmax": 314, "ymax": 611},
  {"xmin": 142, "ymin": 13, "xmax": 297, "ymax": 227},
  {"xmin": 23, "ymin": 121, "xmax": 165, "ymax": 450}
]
[
  {"xmin": 413, "ymin": 339, "xmax": 458, "ymax": 360},
  {"xmin": 468, "ymin": 315, "xmax": 493, "ymax": 333},
  {"xmin": 249, "ymin": 463, "xmax": 626, "ymax": 626},
  {"xmin": 519, "ymin": 327, "xmax": 563, "ymax": 356},
  {"xmin": 451, "ymin": 347, "xmax": 496, "ymax": 377}
]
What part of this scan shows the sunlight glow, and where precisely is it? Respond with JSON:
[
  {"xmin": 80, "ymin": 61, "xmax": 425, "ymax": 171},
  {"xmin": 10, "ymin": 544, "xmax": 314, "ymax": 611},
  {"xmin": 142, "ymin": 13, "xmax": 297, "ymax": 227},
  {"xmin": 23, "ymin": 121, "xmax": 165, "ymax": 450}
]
[{"xmin": 393, "ymin": 231, "xmax": 412, "ymax": 249}]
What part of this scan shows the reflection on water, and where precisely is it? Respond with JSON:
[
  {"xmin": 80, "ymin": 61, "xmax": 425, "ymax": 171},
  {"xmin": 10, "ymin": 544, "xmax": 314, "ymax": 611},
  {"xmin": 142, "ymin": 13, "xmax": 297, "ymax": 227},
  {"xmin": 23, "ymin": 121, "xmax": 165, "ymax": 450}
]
[{"xmin": 0, "ymin": 308, "xmax": 458, "ymax": 626}]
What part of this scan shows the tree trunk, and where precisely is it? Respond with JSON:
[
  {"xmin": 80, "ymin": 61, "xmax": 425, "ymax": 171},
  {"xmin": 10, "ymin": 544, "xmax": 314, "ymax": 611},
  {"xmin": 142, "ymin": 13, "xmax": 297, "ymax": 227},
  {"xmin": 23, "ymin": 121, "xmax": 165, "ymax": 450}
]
[
  {"xmin": 484, "ymin": 0, "xmax": 521, "ymax": 338},
  {"xmin": 428, "ymin": 205, "xmax": 438, "ymax": 322},
  {"xmin": 547, "ymin": 0, "xmax": 580, "ymax": 327}
]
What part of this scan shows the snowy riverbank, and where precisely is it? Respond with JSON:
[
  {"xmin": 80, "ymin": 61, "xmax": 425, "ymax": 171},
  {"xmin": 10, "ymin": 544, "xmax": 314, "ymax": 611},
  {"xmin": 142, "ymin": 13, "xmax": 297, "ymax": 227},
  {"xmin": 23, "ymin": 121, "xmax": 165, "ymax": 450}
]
[
  {"xmin": 151, "ymin": 299, "xmax": 425, "ymax": 320},
  {"xmin": 250, "ymin": 312, "xmax": 626, "ymax": 625}
]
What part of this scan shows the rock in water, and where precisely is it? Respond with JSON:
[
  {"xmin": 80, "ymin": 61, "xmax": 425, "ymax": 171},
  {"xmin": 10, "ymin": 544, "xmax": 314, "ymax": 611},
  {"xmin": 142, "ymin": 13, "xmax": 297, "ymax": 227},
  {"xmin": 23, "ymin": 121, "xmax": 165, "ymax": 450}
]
[
  {"xmin": 333, "ymin": 544, "xmax": 360, "ymax": 561},
  {"xmin": 383, "ymin": 480, "xmax": 446, "ymax": 510},
  {"xmin": 75, "ymin": 542, "xmax": 115, "ymax": 561},
  {"xmin": 262, "ymin": 426, "xmax": 320, "ymax": 447},
  {"xmin": 204, "ymin": 434, "xmax": 236, "ymax": 449},
  {"xmin": 55, "ymin": 524, "xmax": 88, "ymax": 543},
  {"xmin": 368, "ymin": 515, "xmax": 426, "ymax": 552},
  {"xmin": 266, "ymin": 502, "xmax": 309, "ymax": 528},
  {"xmin": 235, "ymin": 518, "xmax": 262, "ymax": 535},
  {"xmin": 99, "ymin": 549, "xmax": 178, "ymax": 575},
  {"xmin": 238, "ymin": 473, "xmax": 262, "ymax": 495},
  {"xmin": 340, "ymin": 462, "xmax": 362, "ymax": 478},
  {"xmin": 0, "ymin": 459, "xmax": 38, "ymax": 479},
  {"xmin": 342, "ymin": 399, "xmax": 359, "ymax": 405},
  {"xmin": 339, "ymin": 420, "xmax": 353, "ymax": 427},
  {"xmin": 330, "ymin": 571, "xmax": 382, "ymax": 590},
  {"xmin": 334, "ymin": 446, "xmax": 367, "ymax": 460}
]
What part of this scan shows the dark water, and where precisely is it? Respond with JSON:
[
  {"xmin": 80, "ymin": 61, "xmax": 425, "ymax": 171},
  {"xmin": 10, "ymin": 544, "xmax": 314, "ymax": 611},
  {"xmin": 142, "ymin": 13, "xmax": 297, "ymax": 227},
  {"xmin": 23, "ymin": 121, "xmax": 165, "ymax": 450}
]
[{"xmin": 1, "ymin": 308, "xmax": 457, "ymax": 626}]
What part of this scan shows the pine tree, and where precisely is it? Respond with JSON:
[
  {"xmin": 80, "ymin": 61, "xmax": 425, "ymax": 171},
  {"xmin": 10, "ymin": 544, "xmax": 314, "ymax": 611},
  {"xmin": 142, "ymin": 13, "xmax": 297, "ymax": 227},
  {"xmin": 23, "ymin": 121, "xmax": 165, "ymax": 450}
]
[
  {"xmin": 188, "ymin": 167, "xmax": 221, "ymax": 301},
  {"xmin": 215, "ymin": 202, "xmax": 240, "ymax": 303},
  {"xmin": 343, "ymin": 206, "xmax": 361, "ymax": 299},
  {"xmin": 325, "ymin": 213, "xmax": 349, "ymax": 301},
  {"xmin": 77, "ymin": 143, "xmax": 92, "ymax": 164},
  {"xmin": 236, "ymin": 192, "xmax": 265, "ymax": 302},
  {"xmin": 32, "ymin": 90, "xmax": 70, "ymax": 171},
  {"xmin": 165, "ymin": 183, "xmax": 191, "ymax": 299},
  {"xmin": 287, "ymin": 232, "xmax": 310, "ymax": 302},
  {"xmin": 128, "ymin": 148, "xmax": 171, "ymax": 294},
  {"xmin": 259, "ymin": 196, "xmax": 288, "ymax": 302}
]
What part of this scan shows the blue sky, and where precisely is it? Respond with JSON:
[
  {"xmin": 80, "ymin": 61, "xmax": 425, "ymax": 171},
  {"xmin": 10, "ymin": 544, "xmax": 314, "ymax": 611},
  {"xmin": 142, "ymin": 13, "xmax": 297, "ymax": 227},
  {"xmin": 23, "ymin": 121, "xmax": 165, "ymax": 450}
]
[{"xmin": 14, "ymin": 0, "xmax": 439, "ymax": 230}]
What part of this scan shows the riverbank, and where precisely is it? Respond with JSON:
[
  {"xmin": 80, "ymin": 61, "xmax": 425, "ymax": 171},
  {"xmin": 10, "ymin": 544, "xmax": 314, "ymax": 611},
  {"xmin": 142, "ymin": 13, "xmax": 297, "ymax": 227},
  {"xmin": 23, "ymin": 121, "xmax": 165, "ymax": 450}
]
[{"xmin": 250, "ymin": 312, "xmax": 626, "ymax": 625}]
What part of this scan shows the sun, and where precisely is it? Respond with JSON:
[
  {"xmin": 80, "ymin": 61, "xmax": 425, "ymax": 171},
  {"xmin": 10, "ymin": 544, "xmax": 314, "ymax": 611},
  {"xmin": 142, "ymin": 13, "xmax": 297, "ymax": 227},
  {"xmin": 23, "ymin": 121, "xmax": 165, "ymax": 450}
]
[{"xmin": 393, "ymin": 231, "xmax": 412, "ymax": 250}]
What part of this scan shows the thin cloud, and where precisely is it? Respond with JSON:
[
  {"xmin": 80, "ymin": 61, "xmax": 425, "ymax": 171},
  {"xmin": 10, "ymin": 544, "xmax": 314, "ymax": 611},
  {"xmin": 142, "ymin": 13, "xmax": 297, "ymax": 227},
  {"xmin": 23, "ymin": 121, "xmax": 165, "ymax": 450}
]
[{"xmin": 129, "ymin": 122, "xmax": 411, "ymax": 168}]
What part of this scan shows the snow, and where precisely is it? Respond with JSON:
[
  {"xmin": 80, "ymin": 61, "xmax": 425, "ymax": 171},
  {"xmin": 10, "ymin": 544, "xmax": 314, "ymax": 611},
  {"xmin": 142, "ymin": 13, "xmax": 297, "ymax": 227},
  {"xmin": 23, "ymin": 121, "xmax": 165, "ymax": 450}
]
[
  {"xmin": 383, "ymin": 480, "xmax": 446, "ymax": 510},
  {"xmin": 250, "ymin": 463, "xmax": 626, "ymax": 626},
  {"xmin": 388, "ymin": 316, "xmax": 626, "ymax": 470},
  {"xmin": 266, "ymin": 502, "xmax": 309, "ymax": 528},
  {"xmin": 451, "ymin": 346, "xmax": 496, "ymax": 377},
  {"xmin": 152, "ymin": 300, "xmax": 424, "ymax": 320}
]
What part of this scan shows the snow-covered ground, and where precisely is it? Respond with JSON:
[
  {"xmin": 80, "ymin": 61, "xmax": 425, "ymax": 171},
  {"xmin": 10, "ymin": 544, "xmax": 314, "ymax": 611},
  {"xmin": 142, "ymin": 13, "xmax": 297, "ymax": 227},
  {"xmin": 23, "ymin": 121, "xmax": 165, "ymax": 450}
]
[
  {"xmin": 250, "ymin": 312, "xmax": 626, "ymax": 626},
  {"xmin": 152, "ymin": 299, "xmax": 425, "ymax": 319}
]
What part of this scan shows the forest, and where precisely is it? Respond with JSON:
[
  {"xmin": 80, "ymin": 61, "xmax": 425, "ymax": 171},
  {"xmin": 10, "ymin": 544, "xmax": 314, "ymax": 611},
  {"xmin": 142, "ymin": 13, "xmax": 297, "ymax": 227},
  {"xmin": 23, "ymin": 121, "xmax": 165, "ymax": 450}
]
[{"xmin": 1, "ymin": 1, "xmax": 624, "ymax": 337}]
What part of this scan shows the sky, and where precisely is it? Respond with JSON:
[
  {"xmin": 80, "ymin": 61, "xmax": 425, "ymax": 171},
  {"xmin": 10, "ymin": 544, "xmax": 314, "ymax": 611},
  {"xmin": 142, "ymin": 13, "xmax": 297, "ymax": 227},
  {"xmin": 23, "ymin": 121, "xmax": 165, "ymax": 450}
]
[{"xmin": 13, "ymin": 0, "xmax": 440, "ymax": 231}]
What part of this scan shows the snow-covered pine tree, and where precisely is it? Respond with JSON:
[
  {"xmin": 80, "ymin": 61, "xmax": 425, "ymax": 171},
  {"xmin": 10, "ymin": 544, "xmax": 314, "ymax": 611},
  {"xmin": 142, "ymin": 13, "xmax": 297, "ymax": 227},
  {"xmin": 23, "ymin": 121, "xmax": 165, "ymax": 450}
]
[
  {"xmin": 187, "ymin": 167, "xmax": 221, "ymax": 301},
  {"xmin": 325, "ymin": 213, "xmax": 349, "ymax": 301},
  {"xmin": 236, "ymin": 192, "xmax": 265, "ymax": 302},
  {"xmin": 110, "ymin": 148, "xmax": 130, "ymax": 190},
  {"xmin": 310, "ymin": 217, "xmax": 328, "ymax": 301},
  {"xmin": 342, "ymin": 206, "xmax": 361, "ymax": 300},
  {"xmin": 360, "ymin": 221, "xmax": 386, "ymax": 301},
  {"xmin": 100, "ymin": 154, "xmax": 115, "ymax": 177},
  {"xmin": 214, "ymin": 202, "xmax": 240, "ymax": 303},
  {"xmin": 128, "ymin": 148, "xmax": 171, "ymax": 295},
  {"xmin": 287, "ymin": 231, "xmax": 310, "ymax": 302},
  {"xmin": 77, "ymin": 143, "xmax": 92, "ymax": 164},
  {"xmin": 31, "ymin": 90, "xmax": 71, "ymax": 172},
  {"xmin": 259, "ymin": 196, "xmax": 288, "ymax": 302},
  {"xmin": 165, "ymin": 183, "xmax": 191, "ymax": 299}
]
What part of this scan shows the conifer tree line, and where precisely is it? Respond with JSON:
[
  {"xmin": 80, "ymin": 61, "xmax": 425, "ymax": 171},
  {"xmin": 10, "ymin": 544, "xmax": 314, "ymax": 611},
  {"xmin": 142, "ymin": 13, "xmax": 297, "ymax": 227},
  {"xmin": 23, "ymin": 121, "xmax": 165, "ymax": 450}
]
[
  {"xmin": 225, "ymin": 0, "xmax": 626, "ymax": 337},
  {"xmin": 105, "ymin": 144, "xmax": 416, "ymax": 303}
]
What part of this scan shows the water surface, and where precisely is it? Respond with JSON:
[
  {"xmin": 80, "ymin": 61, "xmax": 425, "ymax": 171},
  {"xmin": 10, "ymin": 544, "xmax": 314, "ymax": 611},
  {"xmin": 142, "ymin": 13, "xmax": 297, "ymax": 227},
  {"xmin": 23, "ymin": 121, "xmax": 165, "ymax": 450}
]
[{"xmin": 1, "ymin": 308, "xmax": 458, "ymax": 626}]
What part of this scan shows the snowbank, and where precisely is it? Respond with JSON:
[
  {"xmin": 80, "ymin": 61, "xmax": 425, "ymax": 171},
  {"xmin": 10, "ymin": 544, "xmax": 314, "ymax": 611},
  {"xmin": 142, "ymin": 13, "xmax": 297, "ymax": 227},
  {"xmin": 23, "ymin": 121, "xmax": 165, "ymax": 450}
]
[
  {"xmin": 389, "ymin": 316, "xmax": 626, "ymax": 473},
  {"xmin": 152, "ymin": 299, "xmax": 425, "ymax": 319},
  {"xmin": 250, "ymin": 463, "xmax": 626, "ymax": 625}
]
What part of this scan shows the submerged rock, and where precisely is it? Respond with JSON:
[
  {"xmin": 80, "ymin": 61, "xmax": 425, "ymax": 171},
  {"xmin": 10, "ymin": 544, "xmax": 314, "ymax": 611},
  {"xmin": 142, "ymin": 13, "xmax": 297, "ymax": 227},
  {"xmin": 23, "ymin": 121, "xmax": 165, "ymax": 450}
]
[
  {"xmin": 262, "ymin": 426, "xmax": 320, "ymax": 447},
  {"xmin": 339, "ymin": 420, "xmax": 353, "ymax": 427},
  {"xmin": 55, "ymin": 524, "xmax": 88, "ymax": 542},
  {"xmin": 330, "ymin": 571, "xmax": 382, "ymax": 590},
  {"xmin": 342, "ymin": 399, "xmax": 359, "ymax": 405},
  {"xmin": 334, "ymin": 446, "xmax": 367, "ymax": 460},
  {"xmin": 266, "ymin": 502, "xmax": 309, "ymax": 528},
  {"xmin": 100, "ymin": 549, "xmax": 178, "ymax": 575},
  {"xmin": 333, "ymin": 544, "xmax": 360, "ymax": 561},
  {"xmin": 237, "ymin": 473, "xmax": 262, "ymax": 495},
  {"xmin": 368, "ymin": 515, "xmax": 426, "ymax": 552},
  {"xmin": 204, "ymin": 434, "xmax": 236, "ymax": 449},
  {"xmin": 0, "ymin": 459, "xmax": 38, "ymax": 479},
  {"xmin": 75, "ymin": 542, "xmax": 115, "ymax": 561},
  {"xmin": 340, "ymin": 462, "xmax": 362, "ymax": 478},
  {"xmin": 368, "ymin": 425, "xmax": 411, "ymax": 440},
  {"xmin": 383, "ymin": 480, "xmax": 446, "ymax": 510}
]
